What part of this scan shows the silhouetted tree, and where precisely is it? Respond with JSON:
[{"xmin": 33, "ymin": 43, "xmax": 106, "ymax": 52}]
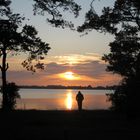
[
  {"xmin": 0, "ymin": 0, "xmax": 81, "ymax": 110},
  {"xmin": 0, "ymin": 82, "xmax": 20, "ymax": 110},
  {"xmin": 105, "ymin": 25, "xmax": 140, "ymax": 114},
  {"xmin": 0, "ymin": 1, "xmax": 50, "ymax": 110},
  {"xmin": 32, "ymin": 0, "xmax": 81, "ymax": 28},
  {"xmin": 78, "ymin": 0, "xmax": 140, "ymax": 33},
  {"xmin": 103, "ymin": 25, "xmax": 140, "ymax": 77},
  {"xmin": 78, "ymin": 0, "xmax": 140, "ymax": 115}
]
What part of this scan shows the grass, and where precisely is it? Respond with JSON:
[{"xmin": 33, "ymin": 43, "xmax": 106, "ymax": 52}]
[{"xmin": 0, "ymin": 110, "xmax": 139, "ymax": 140}]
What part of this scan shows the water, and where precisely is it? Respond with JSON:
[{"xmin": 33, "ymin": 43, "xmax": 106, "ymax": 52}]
[{"xmin": 15, "ymin": 89, "xmax": 112, "ymax": 110}]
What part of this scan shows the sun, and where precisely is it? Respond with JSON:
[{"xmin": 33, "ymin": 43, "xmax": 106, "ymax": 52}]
[
  {"xmin": 59, "ymin": 71, "xmax": 80, "ymax": 80},
  {"xmin": 64, "ymin": 72, "xmax": 74, "ymax": 80}
]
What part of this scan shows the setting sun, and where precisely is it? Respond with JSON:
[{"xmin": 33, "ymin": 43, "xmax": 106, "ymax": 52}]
[
  {"xmin": 59, "ymin": 71, "xmax": 81, "ymax": 80},
  {"xmin": 64, "ymin": 72, "xmax": 74, "ymax": 80}
]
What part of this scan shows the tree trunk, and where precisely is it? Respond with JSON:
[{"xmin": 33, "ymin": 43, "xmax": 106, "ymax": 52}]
[{"xmin": 1, "ymin": 47, "xmax": 8, "ymax": 110}]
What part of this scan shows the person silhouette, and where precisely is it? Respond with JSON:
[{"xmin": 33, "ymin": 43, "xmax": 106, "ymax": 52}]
[{"xmin": 76, "ymin": 91, "xmax": 84, "ymax": 111}]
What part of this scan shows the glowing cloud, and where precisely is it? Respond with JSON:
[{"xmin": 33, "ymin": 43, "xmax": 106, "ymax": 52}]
[{"xmin": 45, "ymin": 53, "xmax": 103, "ymax": 65}]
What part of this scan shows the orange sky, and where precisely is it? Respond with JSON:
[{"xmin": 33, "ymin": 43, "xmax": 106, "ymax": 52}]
[{"xmin": 5, "ymin": 53, "xmax": 121, "ymax": 87}]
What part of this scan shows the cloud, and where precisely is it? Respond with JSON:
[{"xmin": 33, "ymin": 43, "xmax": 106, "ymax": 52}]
[
  {"xmin": 45, "ymin": 60, "xmax": 108, "ymax": 79},
  {"xmin": 45, "ymin": 53, "xmax": 103, "ymax": 65},
  {"xmin": 1, "ymin": 52, "xmax": 121, "ymax": 86},
  {"xmin": 6, "ymin": 57, "xmax": 121, "ymax": 86},
  {"xmin": 45, "ymin": 62, "xmax": 68, "ymax": 75}
]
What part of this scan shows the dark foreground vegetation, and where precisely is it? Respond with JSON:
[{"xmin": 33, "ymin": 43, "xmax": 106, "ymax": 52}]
[{"xmin": 0, "ymin": 110, "xmax": 139, "ymax": 140}]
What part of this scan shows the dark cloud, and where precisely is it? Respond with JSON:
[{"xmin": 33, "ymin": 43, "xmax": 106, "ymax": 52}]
[
  {"xmin": 73, "ymin": 61, "xmax": 107, "ymax": 78},
  {"xmin": 45, "ymin": 61, "xmax": 109, "ymax": 79},
  {"xmin": 45, "ymin": 62, "xmax": 68, "ymax": 75},
  {"xmin": 7, "ymin": 70, "xmax": 44, "ymax": 85}
]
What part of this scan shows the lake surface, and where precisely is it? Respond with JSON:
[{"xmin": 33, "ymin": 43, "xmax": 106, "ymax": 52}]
[{"xmin": 15, "ymin": 89, "xmax": 112, "ymax": 110}]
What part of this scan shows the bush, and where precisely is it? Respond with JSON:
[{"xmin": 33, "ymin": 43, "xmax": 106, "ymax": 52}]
[{"xmin": 3, "ymin": 82, "xmax": 20, "ymax": 110}]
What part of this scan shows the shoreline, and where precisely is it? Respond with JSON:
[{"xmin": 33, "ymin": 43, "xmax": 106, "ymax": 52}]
[{"xmin": 19, "ymin": 87, "xmax": 113, "ymax": 90}]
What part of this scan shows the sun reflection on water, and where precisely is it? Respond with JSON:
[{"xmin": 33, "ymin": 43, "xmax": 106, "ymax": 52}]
[{"xmin": 66, "ymin": 92, "xmax": 73, "ymax": 110}]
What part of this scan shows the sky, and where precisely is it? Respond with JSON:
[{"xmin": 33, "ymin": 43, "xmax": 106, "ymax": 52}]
[{"xmin": 1, "ymin": 0, "xmax": 122, "ymax": 86}]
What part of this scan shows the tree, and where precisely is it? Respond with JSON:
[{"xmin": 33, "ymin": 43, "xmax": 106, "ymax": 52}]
[
  {"xmin": 104, "ymin": 25, "xmax": 140, "ymax": 114},
  {"xmin": 78, "ymin": 0, "xmax": 140, "ymax": 33},
  {"xmin": 2, "ymin": 82, "xmax": 20, "ymax": 110},
  {"xmin": 0, "ymin": 1, "xmax": 50, "ymax": 110},
  {"xmin": 0, "ymin": 0, "xmax": 81, "ymax": 110},
  {"xmin": 32, "ymin": 0, "xmax": 81, "ymax": 28},
  {"xmin": 78, "ymin": 0, "xmax": 140, "ymax": 115}
]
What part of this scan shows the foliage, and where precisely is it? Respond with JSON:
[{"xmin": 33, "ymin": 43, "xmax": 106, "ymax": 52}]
[
  {"xmin": 102, "ymin": 25, "xmax": 140, "ymax": 77},
  {"xmin": 0, "ymin": 82, "xmax": 20, "ymax": 110},
  {"xmin": 78, "ymin": 0, "xmax": 140, "ymax": 34},
  {"xmin": 0, "ymin": 16, "xmax": 50, "ymax": 71},
  {"xmin": 33, "ymin": 0, "xmax": 81, "ymax": 29},
  {"xmin": 107, "ymin": 76, "xmax": 140, "ymax": 115},
  {"xmin": 0, "ymin": 0, "xmax": 11, "ymax": 15},
  {"xmin": 78, "ymin": 0, "xmax": 140, "ymax": 115},
  {"xmin": 0, "ymin": 0, "xmax": 50, "ymax": 109},
  {"xmin": 0, "ymin": 0, "xmax": 81, "ymax": 110}
]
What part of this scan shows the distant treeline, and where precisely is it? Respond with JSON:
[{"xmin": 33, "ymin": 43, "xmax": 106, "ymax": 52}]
[{"xmin": 19, "ymin": 85, "xmax": 116, "ymax": 90}]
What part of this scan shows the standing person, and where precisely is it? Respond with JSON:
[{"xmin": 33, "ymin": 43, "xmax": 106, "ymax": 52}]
[{"xmin": 76, "ymin": 91, "xmax": 84, "ymax": 111}]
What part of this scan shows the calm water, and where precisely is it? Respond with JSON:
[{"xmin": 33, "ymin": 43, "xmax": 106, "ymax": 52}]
[{"xmin": 15, "ymin": 89, "xmax": 112, "ymax": 110}]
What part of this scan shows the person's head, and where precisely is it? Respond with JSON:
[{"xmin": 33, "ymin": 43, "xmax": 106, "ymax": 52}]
[{"xmin": 78, "ymin": 91, "xmax": 81, "ymax": 94}]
